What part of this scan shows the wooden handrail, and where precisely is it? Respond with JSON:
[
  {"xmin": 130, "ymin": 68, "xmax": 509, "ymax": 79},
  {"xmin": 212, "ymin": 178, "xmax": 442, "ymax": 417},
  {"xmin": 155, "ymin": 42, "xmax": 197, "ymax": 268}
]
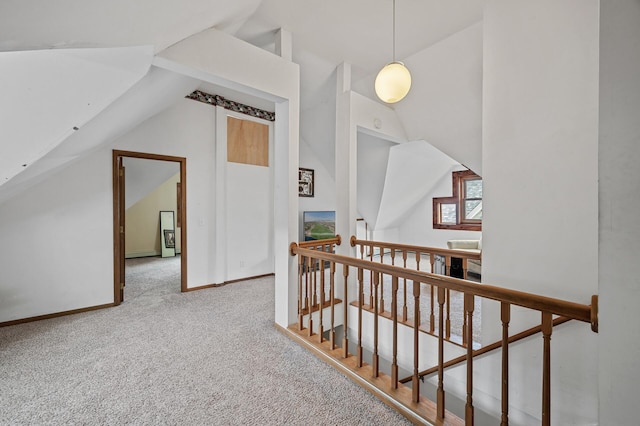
[
  {"xmin": 296, "ymin": 235, "xmax": 342, "ymax": 251},
  {"xmin": 350, "ymin": 236, "xmax": 481, "ymax": 262},
  {"xmin": 291, "ymin": 244, "xmax": 594, "ymax": 325}
]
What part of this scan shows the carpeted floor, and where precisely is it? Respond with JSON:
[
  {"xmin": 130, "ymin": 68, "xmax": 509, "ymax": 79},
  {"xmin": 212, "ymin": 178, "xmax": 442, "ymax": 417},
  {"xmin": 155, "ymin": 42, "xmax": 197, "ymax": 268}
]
[{"xmin": 0, "ymin": 256, "xmax": 411, "ymax": 425}]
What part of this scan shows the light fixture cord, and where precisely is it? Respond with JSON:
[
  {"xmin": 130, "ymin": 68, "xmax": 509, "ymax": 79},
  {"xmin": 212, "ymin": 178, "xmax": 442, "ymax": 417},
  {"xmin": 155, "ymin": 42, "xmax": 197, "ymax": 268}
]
[{"xmin": 392, "ymin": 0, "xmax": 396, "ymax": 61}]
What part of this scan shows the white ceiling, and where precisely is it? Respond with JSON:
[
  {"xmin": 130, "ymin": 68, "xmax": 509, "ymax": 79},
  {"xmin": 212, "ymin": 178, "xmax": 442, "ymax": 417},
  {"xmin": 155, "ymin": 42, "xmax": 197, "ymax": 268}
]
[
  {"xmin": 124, "ymin": 157, "xmax": 180, "ymax": 210},
  {"xmin": 0, "ymin": 0, "xmax": 483, "ymax": 111},
  {"xmin": 236, "ymin": 0, "xmax": 483, "ymax": 109},
  {"xmin": 0, "ymin": 46, "xmax": 152, "ymax": 184},
  {"xmin": 0, "ymin": 0, "xmax": 483, "ymax": 202}
]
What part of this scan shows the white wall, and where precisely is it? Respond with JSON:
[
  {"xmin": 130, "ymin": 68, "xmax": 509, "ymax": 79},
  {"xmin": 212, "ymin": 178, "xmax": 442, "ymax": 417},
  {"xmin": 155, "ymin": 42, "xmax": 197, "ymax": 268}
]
[
  {"xmin": 335, "ymin": 90, "xmax": 407, "ymax": 259},
  {"xmin": 598, "ymin": 1, "xmax": 640, "ymax": 424},
  {"xmin": 481, "ymin": 1, "xmax": 599, "ymax": 423},
  {"xmin": 300, "ymin": 91, "xmax": 337, "ymax": 177},
  {"xmin": 220, "ymin": 110, "xmax": 274, "ymax": 282},
  {"xmin": 392, "ymin": 22, "xmax": 483, "ymax": 175},
  {"xmin": 0, "ymin": 95, "xmax": 280, "ymax": 323},
  {"xmin": 116, "ymin": 99, "xmax": 216, "ymax": 288},
  {"xmin": 0, "ymin": 99, "xmax": 214, "ymax": 323},
  {"xmin": 226, "ymin": 160, "xmax": 274, "ymax": 280},
  {"xmin": 298, "ymin": 136, "xmax": 336, "ymax": 242},
  {"xmin": 483, "ymin": 0, "xmax": 599, "ymax": 312},
  {"xmin": 155, "ymin": 27, "xmax": 300, "ymax": 327},
  {"xmin": 0, "ymin": 149, "xmax": 114, "ymax": 321},
  {"xmin": 121, "ymin": 100, "xmax": 275, "ymax": 284},
  {"xmin": 357, "ymin": 133, "xmax": 394, "ymax": 230}
]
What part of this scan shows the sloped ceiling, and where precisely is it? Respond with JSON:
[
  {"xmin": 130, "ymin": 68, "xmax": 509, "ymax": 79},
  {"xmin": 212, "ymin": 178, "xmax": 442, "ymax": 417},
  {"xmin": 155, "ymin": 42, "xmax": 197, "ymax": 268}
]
[
  {"xmin": 394, "ymin": 23, "xmax": 484, "ymax": 175},
  {"xmin": 375, "ymin": 140, "xmax": 460, "ymax": 230},
  {"xmin": 235, "ymin": 0, "xmax": 483, "ymax": 111},
  {"xmin": 0, "ymin": 65, "xmax": 199, "ymax": 204},
  {"xmin": 0, "ymin": 0, "xmax": 484, "ymax": 111},
  {"xmin": 0, "ymin": 0, "xmax": 263, "ymax": 53},
  {"xmin": 0, "ymin": 0, "xmax": 264, "ymax": 202},
  {"xmin": 124, "ymin": 158, "xmax": 180, "ymax": 210},
  {"xmin": 0, "ymin": 46, "xmax": 153, "ymax": 186},
  {"xmin": 0, "ymin": 0, "xmax": 484, "ymax": 204}
]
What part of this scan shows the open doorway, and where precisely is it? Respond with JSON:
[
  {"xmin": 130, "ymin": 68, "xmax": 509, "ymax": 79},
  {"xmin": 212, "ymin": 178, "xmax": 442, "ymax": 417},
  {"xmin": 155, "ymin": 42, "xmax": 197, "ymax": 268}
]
[{"xmin": 112, "ymin": 150, "xmax": 187, "ymax": 305}]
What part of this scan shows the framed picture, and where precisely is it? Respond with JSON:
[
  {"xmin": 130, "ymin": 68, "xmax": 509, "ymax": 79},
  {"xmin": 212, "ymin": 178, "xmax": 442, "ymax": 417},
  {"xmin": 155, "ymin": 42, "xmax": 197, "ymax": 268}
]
[
  {"xmin": 298, "ymin": 168, "xmax": 314, "ymax": 197},
  {"xmin": 163, "ymin": 229, "xmax": 176, "ymax": 248},
  {"xmin": 159, "ymin": 211, "xmax": 176, "ymax": 257},
  {"xmin": 303, "ymin": 211, "xmax": 335, "ymax": 241}
]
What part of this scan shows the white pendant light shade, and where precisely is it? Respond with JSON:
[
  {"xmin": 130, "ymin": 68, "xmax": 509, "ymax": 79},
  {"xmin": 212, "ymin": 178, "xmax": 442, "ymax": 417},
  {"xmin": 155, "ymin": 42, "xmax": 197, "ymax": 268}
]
[{"xmin": 375, "ymin": 61, "xmax": 411, "ymax": 103}]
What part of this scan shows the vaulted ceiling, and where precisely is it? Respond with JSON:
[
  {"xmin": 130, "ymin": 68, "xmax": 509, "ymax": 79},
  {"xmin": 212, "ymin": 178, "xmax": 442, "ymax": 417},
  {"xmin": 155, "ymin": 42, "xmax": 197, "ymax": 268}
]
[
  {"xmin": 0, "ymin": 0, "xmax": 484, "ymax": 202},
  {"xmin": 0, "ymin": 0, "xmax": 482, "ymax": 110}
]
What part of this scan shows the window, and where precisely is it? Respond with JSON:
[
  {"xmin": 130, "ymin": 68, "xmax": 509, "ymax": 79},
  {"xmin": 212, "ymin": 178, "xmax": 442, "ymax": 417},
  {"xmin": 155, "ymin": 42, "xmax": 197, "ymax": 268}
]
[{"xmin": 433, "ymin": 170, "xmax": 482, "ymax": 231}]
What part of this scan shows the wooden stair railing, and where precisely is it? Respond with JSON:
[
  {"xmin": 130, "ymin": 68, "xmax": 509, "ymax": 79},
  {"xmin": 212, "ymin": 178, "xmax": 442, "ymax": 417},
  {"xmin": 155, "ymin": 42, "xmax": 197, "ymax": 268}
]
[
  {"xmin": 288, "ymin": 238, "xmax": 598, "ymax": 425},
  {"xmin": 292, "ymin": 236, "xmax": 343, "ymax": 341},
  {"xmin": 398, "ymin": 316, "xmax": 573, "ymax": 384},
  {"xmin": 350, "ymin": 236, "xmax": 482, "ymax": 347}
]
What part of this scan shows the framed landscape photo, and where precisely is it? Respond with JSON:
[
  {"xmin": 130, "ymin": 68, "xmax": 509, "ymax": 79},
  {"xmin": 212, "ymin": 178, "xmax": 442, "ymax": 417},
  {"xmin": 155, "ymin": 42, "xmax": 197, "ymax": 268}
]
[
  {"xmin": 298, "ymin": 168, "xmax": 314, "ymax": 197},
  {"xmin": 303, "ymin": 211, "xmax": 335, "ymax": 241}
]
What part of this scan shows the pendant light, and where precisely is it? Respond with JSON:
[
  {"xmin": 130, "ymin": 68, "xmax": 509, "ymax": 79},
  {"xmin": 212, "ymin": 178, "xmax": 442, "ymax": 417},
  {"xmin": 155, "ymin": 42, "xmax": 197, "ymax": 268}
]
[{"xmin": 375, "ymin": 0, "xmax": 411, "ymax": 103}]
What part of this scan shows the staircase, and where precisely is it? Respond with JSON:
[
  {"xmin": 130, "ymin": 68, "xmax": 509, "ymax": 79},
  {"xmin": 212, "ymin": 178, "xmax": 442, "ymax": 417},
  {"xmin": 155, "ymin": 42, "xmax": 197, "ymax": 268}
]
[{"xmin": 286, "ymin": 236, "xmax": 598, "ymax": 425}]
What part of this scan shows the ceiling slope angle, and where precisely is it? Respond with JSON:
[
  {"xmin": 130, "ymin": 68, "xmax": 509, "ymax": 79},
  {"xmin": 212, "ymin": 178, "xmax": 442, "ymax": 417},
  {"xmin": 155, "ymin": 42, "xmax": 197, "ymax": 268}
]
[
  {"xmin": 0, "ymin": 0, "xmax": 263, "ymax": 53},
  {"xmin": 391, "ymin": 23, "xmax": 483, "ymax": 175},
  {"xmin": 0, "ymin": 46, "xmax": 154, "ymax": 187},
  {"xmin": 374, "ymin": 140, "xmax": 460, "ymax": 230},
  {"xmin": 0, "ymin": 65, "xmax": 200, "ymax": 205},
  {"xmin": 124, "ymin": 158, "xmax": 180, "ymax": 210}
]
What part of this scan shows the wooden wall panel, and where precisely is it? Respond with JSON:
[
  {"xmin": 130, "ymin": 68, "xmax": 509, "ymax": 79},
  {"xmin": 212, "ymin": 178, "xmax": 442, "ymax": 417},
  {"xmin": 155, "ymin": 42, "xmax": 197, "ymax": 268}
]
[{"xmin": 227, "ymin": 116, "xmax": 269, "ymax": 167}]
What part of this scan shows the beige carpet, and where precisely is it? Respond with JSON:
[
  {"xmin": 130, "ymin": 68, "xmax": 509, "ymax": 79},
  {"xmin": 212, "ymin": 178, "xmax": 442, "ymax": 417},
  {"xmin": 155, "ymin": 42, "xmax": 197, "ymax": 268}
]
[{"xmin": 0, "ymin": 256, "xmax": 410, "ymax": 425}]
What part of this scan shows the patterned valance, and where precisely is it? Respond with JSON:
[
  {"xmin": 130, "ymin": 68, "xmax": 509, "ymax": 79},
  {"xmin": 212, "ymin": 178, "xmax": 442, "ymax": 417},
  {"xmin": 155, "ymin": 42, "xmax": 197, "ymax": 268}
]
[{"xmin": 186, "ymin": 90, "xmax": 275, "ymax": 122}]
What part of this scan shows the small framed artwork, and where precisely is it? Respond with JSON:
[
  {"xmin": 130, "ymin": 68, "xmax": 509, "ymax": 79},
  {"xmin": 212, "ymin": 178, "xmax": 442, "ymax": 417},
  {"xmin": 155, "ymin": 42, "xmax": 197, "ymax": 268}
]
[
  {"xmin": 163, "ymin": 229, "xmax": 176, "ymax": 248},
  {"xmin": 299, "ymin": 168, "xmax": 314, "ymax": 197},
  {"xmin": 159, "ymin": 210, "xmax": 176, "ymax": 257}
]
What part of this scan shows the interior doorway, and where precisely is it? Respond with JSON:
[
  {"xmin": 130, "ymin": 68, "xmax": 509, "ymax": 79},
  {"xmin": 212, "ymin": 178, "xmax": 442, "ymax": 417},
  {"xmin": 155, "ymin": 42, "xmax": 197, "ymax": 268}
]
[{"xmin": 113, "ymin": 150, "xmax": 187, "ymax": 305}]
